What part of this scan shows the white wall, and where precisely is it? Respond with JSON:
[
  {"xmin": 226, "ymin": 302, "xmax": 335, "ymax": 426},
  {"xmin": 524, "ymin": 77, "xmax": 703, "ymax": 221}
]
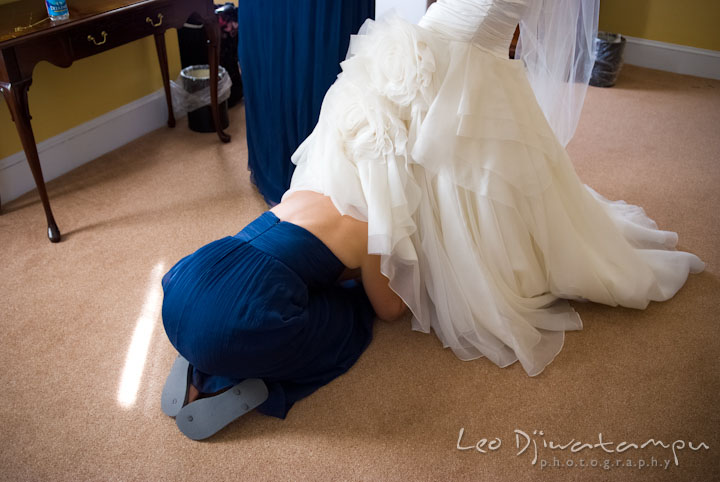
[{"xmin": 376, "ymin": 0, "xmax": 427, "ymax": 24}]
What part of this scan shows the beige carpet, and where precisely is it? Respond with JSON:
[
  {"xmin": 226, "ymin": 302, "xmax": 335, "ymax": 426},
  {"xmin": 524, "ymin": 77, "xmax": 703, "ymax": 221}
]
[{"xmin": 1, "ymin": 64, "xmax": 718, "ymax": 481}]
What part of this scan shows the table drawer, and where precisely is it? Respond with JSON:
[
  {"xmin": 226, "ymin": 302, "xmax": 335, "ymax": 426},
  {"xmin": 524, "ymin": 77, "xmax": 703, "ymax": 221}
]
[{"xmin": 69, "ymin": 3, "xmax": 180, "ymax": 59}]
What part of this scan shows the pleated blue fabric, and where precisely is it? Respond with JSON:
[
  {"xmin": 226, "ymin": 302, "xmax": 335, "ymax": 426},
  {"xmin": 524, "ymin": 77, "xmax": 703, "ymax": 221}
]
[
  {"xmin": 237, "ymin": 0, "xmax": 375, "ymax": 205},
  {"xmin": 161, "ymin": 211, "xmax": 375, "ymax": 419}
]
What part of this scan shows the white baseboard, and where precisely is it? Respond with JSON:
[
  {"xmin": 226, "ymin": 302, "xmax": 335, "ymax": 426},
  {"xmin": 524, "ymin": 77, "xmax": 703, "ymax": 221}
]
[
  {"xmin": 0, "ymin": 89, "xmax": 170, "ymax": 204},
  {"xmin": 623, "ymin": 35, "xmax": 720, "ymax": 80}
]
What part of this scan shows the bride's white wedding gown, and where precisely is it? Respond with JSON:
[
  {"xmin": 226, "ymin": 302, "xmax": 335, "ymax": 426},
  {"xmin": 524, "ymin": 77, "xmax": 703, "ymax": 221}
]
[{"xmin": 283, "ymin": 0, "xmax": 705, "ymax": 376}]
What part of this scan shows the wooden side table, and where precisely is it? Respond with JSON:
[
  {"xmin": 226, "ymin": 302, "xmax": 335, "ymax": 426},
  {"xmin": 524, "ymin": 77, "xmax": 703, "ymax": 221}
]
[{"xmin": 0, "ymin": 0, "xmax": 231, "ymax": 242}]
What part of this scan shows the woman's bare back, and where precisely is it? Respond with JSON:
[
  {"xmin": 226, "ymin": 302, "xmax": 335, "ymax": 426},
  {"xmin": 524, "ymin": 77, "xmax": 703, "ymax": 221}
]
[
  {"xmin": 270, "ymin": 190, "xmax": 367, "ymax": 269},
  {"xmin": 270, "ymin": 190, "xmax": 407, "ymax": 321}
]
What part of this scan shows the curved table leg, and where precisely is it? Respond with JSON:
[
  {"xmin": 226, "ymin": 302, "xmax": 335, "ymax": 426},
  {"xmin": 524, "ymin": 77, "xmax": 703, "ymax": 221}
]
[
  {"xmin": 204, "ymin": 18, "xmax": 231, "ymax": 143},
  {"xmin": 1, "ymin": 80, "xmax": 61, "ymax": 242},
  {"xmin": 154, "ymin": 31, "xmax": 176, "ymax": 128}
]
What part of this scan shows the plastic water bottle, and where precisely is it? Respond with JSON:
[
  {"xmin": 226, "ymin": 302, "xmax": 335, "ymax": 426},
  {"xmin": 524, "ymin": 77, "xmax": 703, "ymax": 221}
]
[{"xmin": 45, "ymin": 0, "xmax": 70, "ymax": 21}]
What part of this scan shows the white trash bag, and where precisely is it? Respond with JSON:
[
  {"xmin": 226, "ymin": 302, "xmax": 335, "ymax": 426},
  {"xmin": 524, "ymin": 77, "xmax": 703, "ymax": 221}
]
[{"xmin": 171, "ymin": 64, "xmax": 232, "ymax": 116}]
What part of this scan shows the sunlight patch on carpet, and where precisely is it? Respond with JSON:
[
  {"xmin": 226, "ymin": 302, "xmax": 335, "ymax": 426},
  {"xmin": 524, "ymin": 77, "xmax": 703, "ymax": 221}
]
[{"xmin": 118, "ymin": 262, "xmax": 165, "ymax": 408}]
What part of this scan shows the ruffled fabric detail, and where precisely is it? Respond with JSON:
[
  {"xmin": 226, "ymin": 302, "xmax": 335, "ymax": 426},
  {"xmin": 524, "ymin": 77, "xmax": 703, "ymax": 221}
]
[
  {"xmin": 288, "ymin": 15, "xmax": 434, "ymax": 259},
  {"xmin": 285, "ymin": 14, "xmax": 705, "ymax": 376}
]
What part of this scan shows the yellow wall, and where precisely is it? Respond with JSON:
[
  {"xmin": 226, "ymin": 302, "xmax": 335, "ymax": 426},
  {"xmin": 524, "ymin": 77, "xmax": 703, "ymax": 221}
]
[
  {"xmin": 0, "ymin": 0, "xmax": 245, "ymax": 159},
  {"xmin": 0, "ymin": 0, "xmax": 240, "ymax": 160},
  {"xmin": 0, "ymin": 32, "xmax": 182, "ymax": 159},
  {"xmin": 599, "ymin": 0, "xmax": 720, "ymax": 51}
]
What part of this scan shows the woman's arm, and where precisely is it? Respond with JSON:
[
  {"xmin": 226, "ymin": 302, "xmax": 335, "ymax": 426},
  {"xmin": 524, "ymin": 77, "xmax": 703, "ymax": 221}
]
[{"xmin": 360, "ymin": 254, "xmax": 408, "ymax": 321}]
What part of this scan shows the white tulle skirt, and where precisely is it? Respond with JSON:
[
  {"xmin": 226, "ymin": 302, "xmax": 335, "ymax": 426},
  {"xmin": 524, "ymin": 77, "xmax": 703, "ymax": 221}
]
[{"xmin": 283, "ymin": 15, "xmax": 705, "ymax": 376}]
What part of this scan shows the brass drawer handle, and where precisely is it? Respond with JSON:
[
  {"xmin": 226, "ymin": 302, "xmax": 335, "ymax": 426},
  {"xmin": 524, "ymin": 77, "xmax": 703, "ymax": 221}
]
[
  {"xmin": 87, "ymin": 31, "xmax": 108, "ymax": 46},
  {"xmin": 146, "ymin": 13, "xmax": 164, "ymax": 27}
]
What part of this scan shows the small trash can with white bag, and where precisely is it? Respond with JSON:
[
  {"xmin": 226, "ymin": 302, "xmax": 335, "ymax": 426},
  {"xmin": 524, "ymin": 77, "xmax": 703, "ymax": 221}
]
[{"xmin": 171, "ymin": 65, "xmax": 232, "ymax": 132}]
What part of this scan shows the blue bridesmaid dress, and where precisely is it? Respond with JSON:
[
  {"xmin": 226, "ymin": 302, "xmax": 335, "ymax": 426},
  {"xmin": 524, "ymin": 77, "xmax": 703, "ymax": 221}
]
[
  {"xmin": 237, "ymin": 0, "xmax": 375, "ymax": 205},
  {"xmin": 161, "ymin": 211, "xmax": 375, "ymax": 419}
]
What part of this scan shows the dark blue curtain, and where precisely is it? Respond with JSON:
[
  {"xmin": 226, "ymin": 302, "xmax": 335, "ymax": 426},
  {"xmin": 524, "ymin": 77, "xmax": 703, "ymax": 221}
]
[{"xmin": 237, "ymin": 0, "xmax": 375, "ymax": 206}]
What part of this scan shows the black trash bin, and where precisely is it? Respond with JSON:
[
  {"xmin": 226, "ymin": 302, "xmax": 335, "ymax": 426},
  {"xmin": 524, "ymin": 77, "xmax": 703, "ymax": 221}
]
[
  {"xmin": 180, "ymin": 65, "xmax": 230, "ymax": 133},
  {"xmin": 590, "ymin": 31, "xmax": 627, "ymax": 88}
]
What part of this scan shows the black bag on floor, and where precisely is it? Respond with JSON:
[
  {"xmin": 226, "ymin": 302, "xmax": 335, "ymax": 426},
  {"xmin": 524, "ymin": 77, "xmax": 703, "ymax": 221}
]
[
  {"xmin": 215, "ymin": 3, "xmax": 243, "ymax": 107},
  {"xmin": 177, "ymin": 3, "xmax": 243, "ymax": 107}
]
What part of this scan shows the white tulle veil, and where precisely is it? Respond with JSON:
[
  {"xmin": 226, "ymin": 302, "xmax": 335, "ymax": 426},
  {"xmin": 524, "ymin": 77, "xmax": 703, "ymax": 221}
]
[{"xmin": 516, "ymin": 0, "xmax": 600, "ymax": 147}]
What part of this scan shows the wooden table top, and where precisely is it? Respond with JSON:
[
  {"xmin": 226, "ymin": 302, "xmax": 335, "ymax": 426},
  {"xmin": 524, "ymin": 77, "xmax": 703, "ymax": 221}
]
[{"xmin": 0, "ymin": 0, "xmax": 153, "ymax": 45}]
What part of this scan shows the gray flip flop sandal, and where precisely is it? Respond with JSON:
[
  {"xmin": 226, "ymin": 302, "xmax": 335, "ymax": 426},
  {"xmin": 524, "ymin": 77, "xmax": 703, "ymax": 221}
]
[
  {"xmin": 161, "ymin": 355, "xmax": 192, "ymax": 417},
  {"xmin": 175, "ymin": 378, "xmax": 269, "ymax": 441}
]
